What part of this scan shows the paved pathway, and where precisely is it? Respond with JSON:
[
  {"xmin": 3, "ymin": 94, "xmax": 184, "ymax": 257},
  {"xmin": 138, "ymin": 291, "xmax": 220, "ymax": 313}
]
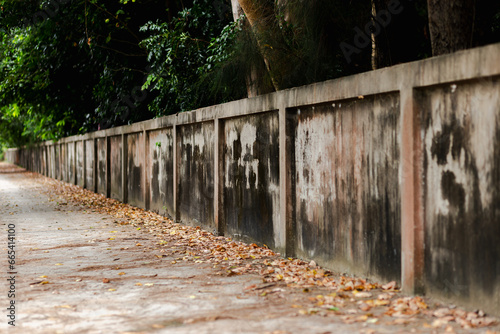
[
  {"xmin": 0, "ymin": 163, "xmax": 361, "ymax": 334},
  {"xmin": 1, "ymin": 162, "xmax": 499, "ymax": 334}
]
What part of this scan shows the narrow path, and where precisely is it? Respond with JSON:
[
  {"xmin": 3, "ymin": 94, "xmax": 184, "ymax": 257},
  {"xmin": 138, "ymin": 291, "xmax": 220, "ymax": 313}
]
[{"xmin": 0, "ymin": 162, "xmax": 498, "ymax": 334}]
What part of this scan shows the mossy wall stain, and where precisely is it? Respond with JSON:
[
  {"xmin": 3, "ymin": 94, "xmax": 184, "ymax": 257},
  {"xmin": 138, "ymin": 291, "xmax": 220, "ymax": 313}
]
[
  {"xmin": 67, "ymin": 142, "xmax": 75, "ymax": 184},
  {"xmin": 289, "ymin": 94, "xmax": 401, "ymax": 282},
  {"xmin": 223, "ymin": 112, "xmax": 280, "ymax": 248},
  {"xmin": 110, "ymin": 136, "xmax": 122, "ymax": 201},
  {"xmin": 84, "ymin": 140, "xmax": 94, "ymax": 190},
  {"xmin": 97, "ymin": 138, "xmax": 107, "ymax": 195},
  {"xmin": 76, "ymin": 141, "xmax": 84, "ymax": 187},
  {"xmin": 148, "ymin": 129, "xmax": 174, "ymax": 218},
  {"xmin": 420, "ymin": 78, "xmax": 500, "ymax": 313},
  {"xmin": 127, "ymin": 132, "xmax": 145, "ymax": 208},
  {"xmin": 177, "ymin": 122, "xmax": 214, "ymax": 231}
]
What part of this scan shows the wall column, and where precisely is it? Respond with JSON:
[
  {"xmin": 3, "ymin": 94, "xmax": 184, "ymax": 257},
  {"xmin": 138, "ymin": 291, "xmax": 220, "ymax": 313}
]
[
  {"xmin": 121, "ymin": 133, "xmax": 128, "ymax": 203},
  {"xmin": 214, "ymin": 117, "xmax": 224, "ymax": 236},
  {"xmin": 400, "ymin": 87, "xmax": 425, "ymax": 294}
]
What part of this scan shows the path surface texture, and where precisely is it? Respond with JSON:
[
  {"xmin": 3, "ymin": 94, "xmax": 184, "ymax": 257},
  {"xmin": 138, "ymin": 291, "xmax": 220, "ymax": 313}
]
[{"xmin": 0, "ymin": 162, "xmax": 499, "ymax": 334}]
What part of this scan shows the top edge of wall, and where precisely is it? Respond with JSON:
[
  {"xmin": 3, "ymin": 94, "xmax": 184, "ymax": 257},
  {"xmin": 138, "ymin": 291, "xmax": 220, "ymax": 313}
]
[{"xmin": 16, "ymin": 42, "xmax": 500, "ymax": 145}]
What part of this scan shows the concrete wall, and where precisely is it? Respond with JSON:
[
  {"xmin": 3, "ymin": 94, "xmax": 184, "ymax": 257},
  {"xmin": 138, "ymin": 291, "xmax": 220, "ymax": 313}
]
[
  {"xmin": 418, "ymin": 77, "xmax": 500, "ymax": 314},
  {"xmin": 127, "ymin": 132, "xmax": 145, "ymax": 208},
  {"xmin": 222, "ymin": 111, "xmax": 280, "ymax": 249},
  {"xmin": 85, "ymin": 140, "xmax": 94, "ymax": 191},
  {"xmin": 6, "ymin": 43, "xmax": 500, "ymax": 316},
  {"xmin": 148, "ymin": 128, "xmax": 174, "ymax": 218},
  {"xmin": 289, "ymin": 94, "xmax": 401, "ymax": 282},
  {"xmin": 177, "ymin": 122, "xmax": 215, "ymax": 231},
  {"xmin": 109, "ymin": 136, "xmax": 123, "ymax": 201}
]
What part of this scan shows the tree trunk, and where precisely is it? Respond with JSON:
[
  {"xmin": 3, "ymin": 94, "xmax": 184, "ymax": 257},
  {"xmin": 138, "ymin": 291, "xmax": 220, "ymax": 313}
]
[
  {"xmin": 427, "ymin": 0, "xmax": 475, "ymax": 56},
  {"xmin": 230, "ymin": 0, "xmax": 274, "ymax": 97},
  {"xmin": 237, "ymin": 0, "xmax": 290, "ymax": 91},
  {"xmin": 371, "ymin": 0, "xmax": 423, "ymax": 69}
]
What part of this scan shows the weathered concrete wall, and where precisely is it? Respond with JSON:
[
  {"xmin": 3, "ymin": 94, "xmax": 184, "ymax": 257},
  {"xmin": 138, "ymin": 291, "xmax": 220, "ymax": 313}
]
[
  {"xmin": 148, "ymin": 128, "xmax": 174, "ymax": 218},
  {"xmin": 6, "ymin": 43, "xmax": 500, "ymax": 316},
  {"xmin": 54, "ymin": 144, "xmax": 60, "ymax": 180},
  {"xmin": 419, "ymin": 77, "xmax": 500, "ymax": 314},
  {"xmin": 76, "ymin": 141, "xmax": 84, "ymax": 187},
  {"xmin": 222, "ymin": 112, "xmax": 280, "ymax": 248},
  {"xmin": 85, "ymin": 140, "xmax": 95, "ymax": 191},
  {"xmin": 97, "ymin": 138, "xmax": 107, "ymax": 196},
  {"xmin": 177, "ymin": 122, "xmax": 214, "ymax": 231},
  {"xmin": 49, "ymin": 145, "xmax": 55, "ymax": 179},
  {"xmin": 127, "ymin": 132, "xmax": 145, "ymax": 208},
  {"xmin": 60, "ymin": 143, "xmax": 67, "ymax": 183},
  {"xmin": 291, "ymin": 95, "xmax": 401, "ymax": 282},
  {"xmin": 67, "ymin": 142, "xmax": 75, "ymax": 184},
  {"xmin": 109, "ymin": 136, "xmax": 123, "ymax": 201}
]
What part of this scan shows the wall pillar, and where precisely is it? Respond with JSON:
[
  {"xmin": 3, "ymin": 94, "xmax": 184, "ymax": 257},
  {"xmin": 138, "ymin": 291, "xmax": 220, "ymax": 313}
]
[
  {"xmin": 173, "ymin": 118, "xmax": 178, "ymax": 221},
  {"xmin": 121, "ymin": 133, "xmax": 128, "ymax": 203},
  {"xmin": 280, "ymin": 106, "xmax": 293, "ymax": 257},
  {"xmin": 144, "ymin": 130, "xmax": 150, "ymax": 210},
  {"xmin": 400, "ymin": 88, "xmax": 425, "ymax": 294},
  {"xmin": 214, "ymin": 117, "xmax": 224, "ymax": 236}
]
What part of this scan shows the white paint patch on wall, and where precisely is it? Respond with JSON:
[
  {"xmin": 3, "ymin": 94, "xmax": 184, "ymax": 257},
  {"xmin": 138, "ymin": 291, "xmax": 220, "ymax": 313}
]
[{"xmin": 225, "ymin": 122, "xmax": 260, "ymax": 190}]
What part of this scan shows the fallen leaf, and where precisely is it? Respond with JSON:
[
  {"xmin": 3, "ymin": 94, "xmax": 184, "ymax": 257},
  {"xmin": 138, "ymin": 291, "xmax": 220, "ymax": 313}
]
[
  {"xmin": 381, "ymin": 281, "xmax": 397, "ymax": 290},
  {"xmin": 102, "ymin": 278, "xmax": 110, "ymax": 283}
]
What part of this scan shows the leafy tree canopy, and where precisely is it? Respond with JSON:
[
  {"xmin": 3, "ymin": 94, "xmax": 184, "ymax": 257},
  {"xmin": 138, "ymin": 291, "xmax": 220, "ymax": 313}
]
[{"xmin": 0, "ymin": 0, "xmax": 499, "ymax": 156}]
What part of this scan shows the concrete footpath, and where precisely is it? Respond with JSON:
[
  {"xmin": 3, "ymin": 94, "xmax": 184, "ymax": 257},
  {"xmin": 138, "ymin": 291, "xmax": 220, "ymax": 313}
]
[{"xmin": 0, "ymin": 162, "xmax": 499, "ymax": 334}]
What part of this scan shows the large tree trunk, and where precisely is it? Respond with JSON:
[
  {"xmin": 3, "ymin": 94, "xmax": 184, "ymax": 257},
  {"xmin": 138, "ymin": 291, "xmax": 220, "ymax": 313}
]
[
  {"xmin": 230, "ymin": 0, "xmax": 274, "ymax": 97},
  {"xmin": 427, "ymin": 0, "xmax": 475, "ymax": 56},
  {"xmin": 370, "ymin": 0, "xmax": 423, "ymax": 69},
  {"xmin": 237, "ymin": 0, "xmax": 291, "ymax": 91}
]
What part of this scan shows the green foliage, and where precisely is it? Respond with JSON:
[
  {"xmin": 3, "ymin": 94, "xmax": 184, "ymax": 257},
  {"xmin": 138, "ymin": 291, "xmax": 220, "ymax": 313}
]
[
  {"xmin": 140, "ymin": 0, "xmax": 235, "ymax": 116},
  {"xmin": 0, "ymin": 0, "xmax": 499, "ymax": 151}
]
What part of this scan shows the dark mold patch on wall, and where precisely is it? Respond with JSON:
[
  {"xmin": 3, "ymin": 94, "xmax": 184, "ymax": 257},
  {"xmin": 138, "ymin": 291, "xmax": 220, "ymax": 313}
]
[
  {"xmin": 85, "ymin": 140, "xmax": 94, "ymax": 191},
  {"xmin": 127, "ymin": 132, "xmax": 145, "ymax": 208},
  {"xmin": 97, "ymin": 138, "xmax": 107, "ymax": 195},
  {"xmin": 419, "ymin": 78, "xmax": 500, "ymax": 313},
  {"xmin": 67, "ymin": 142, "xmax": 75, "ymax": 184},
  {"xmin": 222, "ymin": 112, "xmax": 280, "ymax": 248},
  {"xmin": 54, "ymin": 145, "xmax": 60, "ymax": 180},
  {"xmin": 177, "ymin": 122, "xmax": 214, "ymax": 231},
  {"xmin": 60, "ymin": 144, "xmax": 67, "ymax": 183},
  {"xmin": 76, "ymin": 141, "xmax": 84, "ymax": 187},
  {"xmin": 288, "ymin": 94, "xmax": 401, "ymax": 282},
  {"xmin": 148, "ymin": 129, "xmax": 174, "ymax": 218},
  {"xmin": 109, "ymin": 136, "xmax": 123, "ymax": 201}
]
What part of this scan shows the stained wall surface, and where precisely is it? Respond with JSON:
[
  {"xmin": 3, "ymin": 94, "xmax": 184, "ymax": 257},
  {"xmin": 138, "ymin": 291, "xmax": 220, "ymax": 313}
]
[
  {"xmin": 97, "ymin": 138, "xmax": 107, "ymax": 196},
  {"xmin": 148, "ymin": 128, "xmax": 174, "ymax": 218},
  {"xmin": 85, "ymin": 140, "xmax": 95, "ymax": 191},
  {"xmin": 222, "ymin": 112, "xmax": 280, "ymax": 248},
  {"xmin": 177, "ymin": 122, "xmax": 214, "ymax": 231},
  {"xmin": 127, "ymin": 132, "xmax": 145, "ymax": 208},
  {"xmin": 110, "ymin": 136, "xmax": 123, "ymax": 201},
  {"xmin": 419, "ymin": 78, "xmax": 500, "ymax": 313}
]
